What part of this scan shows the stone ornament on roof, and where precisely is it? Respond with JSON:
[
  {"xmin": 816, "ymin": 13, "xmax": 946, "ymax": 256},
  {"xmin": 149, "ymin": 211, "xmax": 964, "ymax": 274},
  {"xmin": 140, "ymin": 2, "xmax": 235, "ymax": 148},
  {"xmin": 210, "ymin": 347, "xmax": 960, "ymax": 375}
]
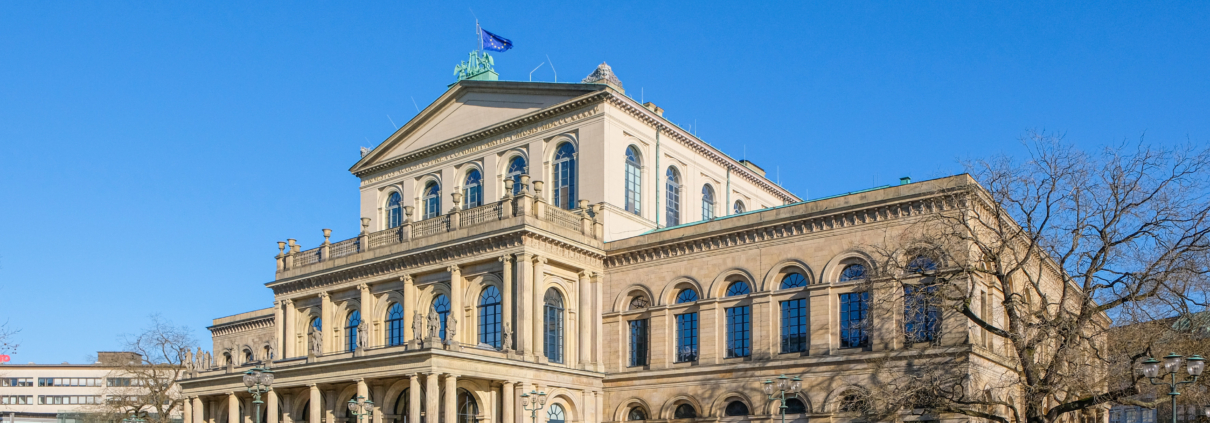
[{"xmin": 582, "ymin": 62, "xmax": 623, "ymax": 90}]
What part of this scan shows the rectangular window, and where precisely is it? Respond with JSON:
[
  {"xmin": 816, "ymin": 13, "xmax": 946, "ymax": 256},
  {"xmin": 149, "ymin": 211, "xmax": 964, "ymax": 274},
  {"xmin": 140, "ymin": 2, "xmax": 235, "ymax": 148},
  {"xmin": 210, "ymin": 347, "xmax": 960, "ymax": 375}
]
[
  {"xmin": 106, "ymin": 378, "xmax": 134, "ymax": 387},
  {"xmin": 780, "ymin": 299, "xmax": 808, "ymax": 353},
  {"xmin": 39, "ymin": 395, "xmax": 100, "ymax": 405},
  {"xmin": 628, "ymin": 319, "xmax": 649, "ymax": 367},
  {"xmin": 905, "ymin": 286, "xmax": 941, "ymax": 344},
  {"xmin": 839, "ymin": 292, "xmax": 869, "ymax": 348},
  {"xmin": 36, "ymin": 377, "xmax": 102, "ymax": 387},
  {"xmin": 1, "ymin": 377, "xmax": 33, "ymax": 387},
  {"xmin": 1, "ymin": 395, "xmax": 33, "ymax": 405},
  {"xmin": 725, "ymin": 305, "xmax": 751, "ymax": 358},
  {"xmin": 675, "ymin": 312, "xmax": 698, "ymax": 362}
]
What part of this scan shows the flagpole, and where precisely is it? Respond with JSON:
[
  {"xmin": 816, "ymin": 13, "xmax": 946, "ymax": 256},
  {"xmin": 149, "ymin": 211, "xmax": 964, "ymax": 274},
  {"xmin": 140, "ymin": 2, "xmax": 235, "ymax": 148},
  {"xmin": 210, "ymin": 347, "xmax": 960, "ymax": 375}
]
[{"xmin": 477, "ymin": 21, "xmax": 482, "ymax": 54}]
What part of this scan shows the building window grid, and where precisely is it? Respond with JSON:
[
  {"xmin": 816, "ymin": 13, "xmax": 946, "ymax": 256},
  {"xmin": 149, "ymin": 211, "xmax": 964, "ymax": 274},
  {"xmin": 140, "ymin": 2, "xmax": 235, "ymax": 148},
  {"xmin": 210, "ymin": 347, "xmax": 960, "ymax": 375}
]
[
  {"xmin": 479, "ymin": 286, "xmax": 503, "ymax": 349},
  {"xmin": 780, "ymin": 273, "xmax": 808, "ymax": 289},
  {"xmin": 433, "ymin": 295, "xmax": 451, "ymax": 340},
  {"xmin": 725, "ymin": 281, "xmax": 750, "ymax": 297},
  {"xmin": 625, "ymin": 147, "xmax": 641, "ymax": 215},
  {"xmin": 675, "ymin": 289, "xmax": 699, "ymax": 304},
  {"xmin": 1, "ymin": 377, "xmax": 34, "ymax": 387},
  {"xmin": 628, "ymin": 319, "xmax": 649, "ymax": 367},
  {"xmin": 666, "ymin": 167, "xmax": 681, "ymax": 226},
  {"xmin": 506, "ymin": 157, "xmax": 527, "ymax": 195},
  {"xmin": 552, "ymin": 143, "xmax": 577, "ymax": 210},
  {"xmin": 463, "ymin": 170, "xmax": 483, "ymax": 209},
  {"xmin": 387, "ymin": 303, "xmax": 405, "ymax": 346},
  {"xmin": 38, "ymin": 395, "xmax": 102, "ymax": 405},
  {"xmin": 346, "ymin": 310, "xmax": 361, "ymax": 352},
  {"xmin": 387, "ymin": 192, "xmax": 403, "ymax": 228},
  {"xmin": 839, "ymin": 263, "xmax": 867, "ymax": 282},
  {"xmin": 733, "ymin": 200, "xmax": 745, "ymax": 215},
  {"xmin": 702, "ymin": 185, "xmax": 715, "ymax": 220},
  {"xmin": 1, "ymin": 395, "xmax": 33, "ymax": 405},
  {"xmin": 840, "ymin": 292, "xmax": 870, "ymax": 348},
  {"xmin": 423, "ymin": 182, "xmax": 441, "ymax": 220},
  {"xmin": 781, "ymin": 298, "xmax": 808, "ymax": 353},
  {"xmin": 675, "ymin": 312, "xmax": 699, "ymax": 362},
  {"xmin": 725, "ymin": 305, "xmax": 752, "ymax": 358},
  {"xmin": 544, "ymin": 289, "xmax": 565, "ymax": 363},
  {"xmin": 904, "ymin": 285, "xmax": 941, "ymax": 344},
  {"xmin": 38, "ymin": 377, "xmax": 103, "ymax": 387}
]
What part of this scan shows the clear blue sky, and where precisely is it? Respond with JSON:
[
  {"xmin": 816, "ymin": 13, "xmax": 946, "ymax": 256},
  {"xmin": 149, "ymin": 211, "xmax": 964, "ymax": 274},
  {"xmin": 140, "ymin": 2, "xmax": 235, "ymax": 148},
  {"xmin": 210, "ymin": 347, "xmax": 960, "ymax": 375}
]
[{"xmin": 1, "ymin": 1, "xmax": 1207, "ymax": 364}]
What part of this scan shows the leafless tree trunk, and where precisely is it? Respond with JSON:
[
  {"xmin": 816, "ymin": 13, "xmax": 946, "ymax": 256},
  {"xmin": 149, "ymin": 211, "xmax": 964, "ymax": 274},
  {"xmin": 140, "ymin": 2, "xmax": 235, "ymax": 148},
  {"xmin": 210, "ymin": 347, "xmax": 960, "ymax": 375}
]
[{"xmin": 91, "ymin": 315, "xmax": 196, "ymax": 423}]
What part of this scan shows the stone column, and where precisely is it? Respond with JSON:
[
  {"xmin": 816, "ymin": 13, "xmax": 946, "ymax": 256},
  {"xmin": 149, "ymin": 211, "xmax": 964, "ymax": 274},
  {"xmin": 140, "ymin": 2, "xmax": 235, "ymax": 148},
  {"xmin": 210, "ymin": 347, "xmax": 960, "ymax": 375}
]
[
  {"xmin": 359, "ymin": 284, "xmax": 372, "ymax": 348},
  {"xmin": 283, "ymin": 299, "xmax": 296, "ymax": 358},
  {"xmin": 594, "ymin": 272, "xmax": 603, "ymax": 369},
  {"xmin": 448, "ymin": 265, "xmax": 463, "ymax": 346},
  {"xmin": 499, "ymin": 256, "xmax": 514, "ymax": 351},
  {"xmin": 324, "ymin": 390, "xmax": 336, "ymax": 423},
  {"xmin": 267, "ymin": 390, "xmax": 279, "ymax": 423},
  {"xmin": 532, "ymin": 256, "xmax": 547, "ymax": 361},
  {"xmin": 320, "ymin": 292, "xmax": 333, "ymax": 354},
  {"xmin": 501, "ymin": 381, "xmax": 514, "ymax": 423},
  {"xmin": 443, "ymin": 374, "xmax": 458, "ymax": 423},
  {"xmin": 370, "ymin": 384, "xmax": 385, "ymax": 423},
  {"xmin": 594, "ymin": 391, "xmax": 603, "ymax": 423},
  {"xmin": 193, "ymin": 397, "xmax": 204, "ymax": 423},
  {"xmin": 408, "ymin": 375, "xmax": 421, "ymax": 423},
  {"xmin": 515, "ymin": 253, "xmax": 533, "ymax": 357},
  {"xmin": 577, "ymin": 271, "xmax": 591, "ymax": 368},
  {"xmin": 228, "ymin": 393, "xmax": 239, "ymax": 423},
  {"xmin": 184, "ymin": 396, "xmax": 193, "ymax": 423},
  {"xmin": 244, "ymin": 396, "xmax": 255, "ymax": 423},
  {"xmin": 273, "ymin": 301, "xmax": 284, "ymax": 360},
  {"xmin": 424, "ymin": 374, "xmax": 440, "ymax": 423},
  {"xmin": 308, "ymin": 385, "xmax": 321, "ymax": 423},
  {"xmin": 402, "ymin": 275, "xmax": 415, "ymax": 344}
]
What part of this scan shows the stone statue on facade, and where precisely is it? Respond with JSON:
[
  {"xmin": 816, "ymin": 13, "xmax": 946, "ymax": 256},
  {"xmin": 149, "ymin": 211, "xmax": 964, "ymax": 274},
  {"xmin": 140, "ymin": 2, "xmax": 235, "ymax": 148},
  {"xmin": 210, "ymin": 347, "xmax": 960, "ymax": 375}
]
[
  {"xmin": 502, "ymin": 321, "xmax": 513, "ymax": 351},
  {"xmin": 412, "ymin": 311, "xmax": 424, "ymax": 342},
  {"xmin": 357, "ymin": 320, "xmax": 368, "ymax": 349},
  {"xmin": 308, "ymin": 326, "xmax": 322, "ymax": 357},
  {"xmin": 427, "ymin": 308, "xmax": 440, "ymax": 342},
  {"xmin": 195, "ymin": 347, "xmax": 204, "ymax": 369},
  {"xmin": 445, "ymin": 316, "xmax": 458, "ymax": 347}
]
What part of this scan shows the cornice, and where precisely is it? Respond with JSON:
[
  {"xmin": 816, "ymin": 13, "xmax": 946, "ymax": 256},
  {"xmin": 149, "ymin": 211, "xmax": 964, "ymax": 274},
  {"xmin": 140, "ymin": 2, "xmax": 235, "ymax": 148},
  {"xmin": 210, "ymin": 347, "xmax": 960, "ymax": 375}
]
[{"xmin": 208, "ymin": 315, "xmax": 274, "ymax": 336}]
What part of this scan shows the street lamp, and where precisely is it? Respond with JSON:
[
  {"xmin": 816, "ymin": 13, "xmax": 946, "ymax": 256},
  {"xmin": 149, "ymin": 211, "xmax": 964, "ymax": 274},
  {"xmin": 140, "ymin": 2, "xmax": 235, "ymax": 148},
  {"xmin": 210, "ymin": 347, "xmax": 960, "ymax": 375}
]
[
  {"xmin": 243, "ymin": 367, "xmax": 275, "ymax": 423},
  {"xmin": 763, "ymin": 375, "xmax": 802, "ymax": 423},
  {"xmin": 1141, "ymin": 353, "xmax": 1204, "ymax": 423},
  {"xmin": 347, "ymin": 395, "xmax": 374, "ymax": 423},
  {"xmin": 520, "ymin": 390, "xmax": 548, "ymax": 423}
]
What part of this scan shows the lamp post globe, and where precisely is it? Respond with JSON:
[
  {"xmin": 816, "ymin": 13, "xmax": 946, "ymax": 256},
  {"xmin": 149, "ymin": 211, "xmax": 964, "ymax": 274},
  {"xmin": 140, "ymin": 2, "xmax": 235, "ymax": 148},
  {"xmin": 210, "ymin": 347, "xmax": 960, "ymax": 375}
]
[
  {"xmin": 1143, "ymin": 358, "xmax": 1161, "ymax": 379},
  {"xmin": 1145, "ymin": 352, "xmax": 1204, "ymax": 423},
  {"xmin": 1186, "ymin": 355, "xmax": 1205, "ymax": 377},
  {"xmin": 763, "ymin": 375, "xmax": 802, "ymax": 423}
]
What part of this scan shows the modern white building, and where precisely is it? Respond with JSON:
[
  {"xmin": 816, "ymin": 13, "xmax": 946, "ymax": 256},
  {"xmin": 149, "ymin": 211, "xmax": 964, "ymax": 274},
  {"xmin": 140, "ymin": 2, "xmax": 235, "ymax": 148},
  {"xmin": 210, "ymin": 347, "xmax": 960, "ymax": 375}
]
[{"xmin": 0, "ymin": 352, "xmax": 172, "ymax": 423}]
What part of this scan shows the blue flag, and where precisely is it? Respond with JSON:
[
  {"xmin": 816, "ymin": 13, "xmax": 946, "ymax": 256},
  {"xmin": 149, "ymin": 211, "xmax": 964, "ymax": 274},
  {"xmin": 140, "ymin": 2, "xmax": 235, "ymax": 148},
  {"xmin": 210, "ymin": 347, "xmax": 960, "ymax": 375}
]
[{"xmin": 480, "ymin": 28, "xmax": 513, "ymax": 52}]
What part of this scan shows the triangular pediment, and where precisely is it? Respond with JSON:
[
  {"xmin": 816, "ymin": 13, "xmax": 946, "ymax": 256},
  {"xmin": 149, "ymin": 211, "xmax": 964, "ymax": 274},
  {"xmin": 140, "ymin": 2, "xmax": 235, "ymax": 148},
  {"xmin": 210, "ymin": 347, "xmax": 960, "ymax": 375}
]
[{"xmin": 351, "ymin": 81, "xmax": 605, "ymax": 175}]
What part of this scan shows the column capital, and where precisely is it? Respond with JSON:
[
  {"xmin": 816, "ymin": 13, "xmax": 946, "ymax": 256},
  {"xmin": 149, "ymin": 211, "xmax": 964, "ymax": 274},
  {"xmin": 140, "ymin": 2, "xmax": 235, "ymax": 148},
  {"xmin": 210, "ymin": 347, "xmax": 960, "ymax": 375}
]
[
  {"xmin": 283, "ymin": 298, "xmax": 294, "ymax": 306},
  {"xmin": 499, "ymin": 255, "xmax": 512, "ymax": 264},
  {"xmin": 515, "ymin": 252, "xmax": 534, "ymax": 261},
  {"xmin": 533, "ymin": 255, "xmax": 547, "ymax": 265},
  {"xmin": 358, "ymin": 283, "xmax": 369, "ymax": 292},
  {"xmin": 447, "ymin": 264, "xmax": 461, "ymax": 273},
  {"xmin": 400, "ymin": 274, "xmax": 412, "ymax": 283},
  {"xmin": 308, "ymin": 383, "xmax": 318, "ymax": 388},
  {"xmin": 578, "ymin": 270, "xmax": 591, "ymax": 279},
  {"xmin": 318, "ymin": 292, "xmax": 329, "ymax": 300},
  {"xmin": 444, "ymin": 373, "xmax": 460, "ymax": 378}
]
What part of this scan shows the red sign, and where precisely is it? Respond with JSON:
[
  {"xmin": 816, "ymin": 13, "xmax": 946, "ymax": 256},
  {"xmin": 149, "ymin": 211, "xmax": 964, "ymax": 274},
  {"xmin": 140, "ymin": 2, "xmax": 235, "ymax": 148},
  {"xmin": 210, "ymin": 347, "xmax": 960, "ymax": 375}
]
[{"xmin": 0, "ymin": 355, "xmax": 9, "ymax": 363}]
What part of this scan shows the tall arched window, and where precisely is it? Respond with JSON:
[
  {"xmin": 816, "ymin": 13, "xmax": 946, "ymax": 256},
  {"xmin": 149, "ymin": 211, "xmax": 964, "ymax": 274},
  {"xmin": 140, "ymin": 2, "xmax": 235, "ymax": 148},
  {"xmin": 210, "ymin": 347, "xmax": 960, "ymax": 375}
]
[
  {"xmin": 665, "ymin": 167, "xmax": 681, "ymax": 226},
  {"xmin": 310, "ymin": 317, "xmax": 322, "ymax": 334},
  {"xmin": 675, "ymin": 288, "xmax": 699, "ymax": 363},
  {"xmin": 701, "ymin": 185, "xmax": 715, "ymax": 220},
  {"xmin": 725, "ymin": 281, "xmax": 751, "ymax": 297},
  {"xmin": 395, "ymin": 388, "xmax": 426, "ymax": 423},
  {"xmin": 724, "ymin": 281, "xmax": 751, "ymax": 358},
  {"xmin": 387, "ymin": 303, "xmax": 404, "ymax": 346},
  {"xmin": 456, "ymin": 389, "xmax": 478, "ymax": 423},
  {"xmin": 432, "ymin": 295, "xmax": 451, "ymax": 340},
  {"xmin": 839, "ymin": 263, "xmax": 867, "ymax": 282},
  {"xmin": 780, "ymin": 273, "xmax": 807, "ymax": 289},
  {"xmin": 552, "ymin": 143, "xmax": 577, "ymax": 209},
  {"xmin": 387, "ymin": 192, "xmax": 403, "ymax": 228},
  {"xmin": 507, "ymin": 157, "xmax": 527, "ymax": 195},
  {"xmin": 548, "ymin": 404, "xmax": 567, "ymax": 423},
  {"xmin": 784, "ymin": 398, "xmax": 806, "ymax": 414},
  {"xmin": 675, "ymin": 289, "xmax": 698, "ymax": 303},
  {"xmin": 423, "ymin": 182, "xmax": 441, "ymax": 219},
  {"xmin": 625, "ymin": 146, "xmax": 642, "ymax": 215},
  {"xmin": 543, "ymin": 288, "xmax": 565, "ymax": 363},
  {"xmin": 733, "ymin": 200, "xmax": 746, "ymax": 214},
  {"xmin": 478, "ymin": 286, "xmax": 502, "ymax": 348},
  {"xmin": 463, "ymin": 170, "xmax": 482, "ymax": 209},
  {"xmin": 346, "ymin": 310, "xmax": 361, "ymax": 352}
]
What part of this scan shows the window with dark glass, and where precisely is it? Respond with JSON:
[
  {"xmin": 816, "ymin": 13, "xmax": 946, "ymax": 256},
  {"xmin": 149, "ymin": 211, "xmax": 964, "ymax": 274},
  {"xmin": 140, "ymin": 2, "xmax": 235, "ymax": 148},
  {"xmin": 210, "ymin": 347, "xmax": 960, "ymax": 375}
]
[
  {"xmin": 725, "ymin": 305, "xmax": 751, "ymax": 358},
  {"xmin": 666, "ymin": 167, "xmax": 681, "ymax": 226},
  {"xmin": 479, "ymin": 286, "xmax": 502, "ymax": 348},
  {"xmin": 552, "ymin": 143, "xmax": 577, "ymax": 209},
  {"xmin": 507, "ymin": 157, "xmax": 527, "ymax": 195},
  {"xmin": 839, "ymin": 291, "xmax": 870, "ymax": 348},
  {"xmin": 387, "ymin": 303, "xmax": 404, "ymax": 346},
  {"xmin": 839, "ymin": 263, "xmax": 867, "ymax": 282},
  {"xmin": 907, "ymin": 255, "xmax": 938, "ymax": 273},
  {"xmin": 544, "ymin": 288, "xmax": 565, "ymax": 363},
  {"xmin": 423, "ymin": 182, "xmax": 441, "ymax": 219},
  {"xmin": 625, "ymin": 146, "xmax": 641, "ymax": 215},
  {"xmin": 394, "ymin": 388, "xmax": 426, "ymax": 423},
  {"xmin": 837, "ymin": 391, "xmax": 867, "ymax": 412},
  {"xmin": 904, "ymin": 285, "xmax": 940, "ymax": 343},
  {"xmin": 628, "ymin": 319, "xmax": 648, "ymax": 367},
  {"xmin": 548, "ymin": 404, "xmax": 567, "ymax": 423},
  {"xmin": 701, "ymin": 185, "xmax": 715, "ymax": 220},
  {"xmin": 346, "ymin": 310, "xmax": 361, "ymax": 351},
  {"xmin": 627, "ymin": 407, "xmax": 647, "ymax": 421},
  {"xmin": 780, "ymin": 298, "xmax": 807, "ymax": 353},
  {"xmin": 387, "ymin": 192, "xmax": 403, "ymax": 228},
  {"xmin": 463, "ymin": 170, "xmax": 482, "ymax": 209},
  {"xmin": 780, "ymin": 273, "xmax": 807, "ymax": 289},
  {"xmin": 675, "ymin": 312, "xmax": 698, "ymax": 362},
  {"xmin": 432, "ymin": 295, "xmax": 451, "ymax": 340},
  {"xmin": 784, "ymin": 398, "xmax": 807, "ymax": 414},
  {"xmin": 456, "ymin": 389, "xmax": 478, "ymax": 423},
  {"xmin": 725, "ymin": 281, "xmax": 750, "ymax": 297},
  {"xmin": 724, "ymin": 401, "xmax": 749, "ymax": 416},
  {"xmin": 628, "ymin": 296, "xmax": 648, "ymax": 310},
  {"xmin": 676, "ymin": 289, "xmax": 698, "ymax": 303},
  {"xmin": 674, "ymin": 404, "xmax": 697, "ymax": 419},
  {"xmin": 733, "ymin": 200, "xmax": 746, "ymax": 214}
]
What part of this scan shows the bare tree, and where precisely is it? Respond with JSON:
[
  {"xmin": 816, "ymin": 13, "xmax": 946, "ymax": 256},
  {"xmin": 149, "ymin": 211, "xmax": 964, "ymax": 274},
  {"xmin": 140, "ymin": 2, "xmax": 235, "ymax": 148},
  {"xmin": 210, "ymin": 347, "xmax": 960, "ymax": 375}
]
[
  {"xmin": 92, "ymin": 315, "xmax": 196, "ymax": 423},
  {"xmin": 854, "ymin": 133, "xmax": 1210, "ymax": 423},
  {"xmin": 0, "ymin": 320, "xmax": 16, "ymax": 355}
]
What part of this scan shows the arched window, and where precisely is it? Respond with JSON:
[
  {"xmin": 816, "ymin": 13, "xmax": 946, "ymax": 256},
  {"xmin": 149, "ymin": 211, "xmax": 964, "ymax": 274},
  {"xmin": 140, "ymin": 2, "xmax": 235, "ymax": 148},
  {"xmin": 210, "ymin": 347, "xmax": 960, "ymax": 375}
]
[
  {"xmin": 701, "ymin": 185, "xmax": 715, "ymax": 220},
  {"xmin": 780, "ymin": 273, "xmax": 807, "ymax": 289},
  {"xmin": 387, "ymin": 303, "xmax": 405, "ymax": 346},
  {"xmin": 839, "ymin": 263, "xmax": 867, "ymax": 282},
  {"xmin": 432, "ymin": 295, "xmax": 451, "ymax": 340},
  {"xmin": 837, "ymin": 390, "xmax": 868, "ymax": 412},
  {"xmin": 456, "ymin": 389, "xmax": 477, "ymax": 423},
  {"xmin": 463, "ymin": 169, "xmax": 482, "ymax": 209},
  {"xmin": 665, "ymin": 167, "xmax": 681, "ymax": 226},
  {"xmin": 507, "ymin": 157, "xmax": 527, "ymax": 195},
  {"xmin": 422, "ymin": 182, "xmax": 441, "ymax": 219},
  {"xmin": 673, "ymin": 404, "xmax": 697, "ymax": 419},
  {"xmin": 346, "ymin": 310, "xmax": 361, "ymax": 352},
  {"xmin": 628, "ymin": 295, "xmax": 649, "ymax": 310},
  {"xmin": 733, "ymin": 200, "xmax": 746, "ymax": 214},
  {"xmin": 907, "ymin": 255, "xmax": 938, "ymax": 273},
  {"xmin": 543, "ymin": 289, "xmax": 565, "ymax": 363},
  {"xmin": 387, "ymin": 192, "xmax": 403, "ymax": 228},
  {"xmin": 552, "ymin": 143, "xmax": 577, "ymax": 209},
  {"xmin": 784, "ymin": 398, "xmax": 806, "ymax": 414},
  {"xmin": 627, "ymin": 407, "xmax": 647, "ymax": 421},
  {"xmin": 311, "ymin": 317, "xmax": 322, "ymax": 334},
  {"xmin": 547, "ymin": 404, "xmax": 566, "ymax": 423},
  {"xmin": 395, "ymin": 388, "xmax": 426, "ymax": 423},
  {"xmin": 478, "ymin": 286, "xmax": 502, "ymax": 349},
  {"xmin": 243, "ymin": 349, "xmax": 254, "ymax": 364},
  {"xmin": 675, "ymin": 289, "xmax": 698, "ymax": 304},
  {"xmin": 625, "ymin": 146, "xmax": 642, "ymax": 215},
  {"xmin": 301, "ymin": 401, "xmax": 310, "ymax": 423},
  {"xmin": 725, "ymin": 281, "xmax": 750, "ymax": 297},
  {"xmin": 724, "ymin": 401, "xmax": 749, "ymax": 416}
]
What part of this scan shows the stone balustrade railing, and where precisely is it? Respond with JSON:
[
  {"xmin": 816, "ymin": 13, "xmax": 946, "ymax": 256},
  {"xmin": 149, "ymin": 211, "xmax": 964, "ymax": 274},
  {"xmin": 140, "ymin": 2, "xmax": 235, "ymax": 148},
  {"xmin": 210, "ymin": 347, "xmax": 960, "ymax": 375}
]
[{"xmin": 275, "ymin": 176, "xmax": 604, "ymax": 274}]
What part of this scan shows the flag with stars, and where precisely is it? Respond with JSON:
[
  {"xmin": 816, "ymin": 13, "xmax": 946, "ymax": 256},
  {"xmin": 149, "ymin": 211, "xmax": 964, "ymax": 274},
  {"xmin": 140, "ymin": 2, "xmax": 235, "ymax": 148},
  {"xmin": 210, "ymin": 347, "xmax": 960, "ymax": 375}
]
[{"xmin": 480, "ymin": 28, "xmax": 513, "ymax": 52}]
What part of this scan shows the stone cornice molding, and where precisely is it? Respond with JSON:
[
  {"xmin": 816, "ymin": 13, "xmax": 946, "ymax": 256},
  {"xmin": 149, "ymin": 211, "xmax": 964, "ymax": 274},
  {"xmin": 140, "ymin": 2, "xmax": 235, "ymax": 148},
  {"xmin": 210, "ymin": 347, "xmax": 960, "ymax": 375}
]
[{"xmin": 208, "ymin": 315, "xmax": 274, "ymax": 337}]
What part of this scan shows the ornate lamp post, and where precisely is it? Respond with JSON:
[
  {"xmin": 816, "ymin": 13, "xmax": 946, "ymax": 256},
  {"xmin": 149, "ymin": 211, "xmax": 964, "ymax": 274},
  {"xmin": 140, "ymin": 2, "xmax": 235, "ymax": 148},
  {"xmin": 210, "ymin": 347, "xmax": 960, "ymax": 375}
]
[
  {"xmin": 763, "ymin": 375, "xmax": 802, "ymax": 423},
  {"xmin": 242, "ymin": 367, "xmax": 275, "ymax": 423},
  {"xmin": 1141, "ymin": 353, "xmax": 1204, "ymax": 423},
  {"xmin": 520, "ymin": 390, "xmax": 548, "ymax": 423},
  {"xmin": 347, "ymin": 395, "xmax": 374, "ymax": 423}
]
